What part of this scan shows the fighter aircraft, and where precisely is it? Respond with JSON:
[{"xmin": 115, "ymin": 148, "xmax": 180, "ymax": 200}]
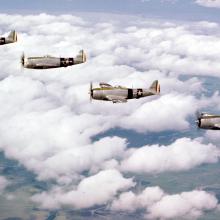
[
  {"xmin": 21, "ymin": 50, "xmax": 86, "ymax": 69},
  {"xmin": 89, "ymin": 80, "xmax": 160, "ymax": 103},
  {"xmin": 0, "ymin": 30, "xmax": 17, "ymax": 45},
  {"xmin": 196, "ymin": 112, "xmax": 220, "ymax": 130}
]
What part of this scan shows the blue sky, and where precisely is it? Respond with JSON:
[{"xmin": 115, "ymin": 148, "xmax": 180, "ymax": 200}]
[{"xmin": 1, "ymin": 0, "xmax": 220, "ymax": 21}]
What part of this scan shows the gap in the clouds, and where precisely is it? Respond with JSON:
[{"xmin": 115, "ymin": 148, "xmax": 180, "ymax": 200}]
[
  {"xmin": 180, "ymin": 74, "xmax": 220, "ymax": 122},
  {"xmin": 0, "ymin": 152, "xmax": 48, "ymax": 192},
  {"xmin": 133, "ymin": 162, "xmax": 220, "ymax": 198},
  {"xmin": 0, "ymin": 151, "xmax": 53, "ymax": 219},
  {"xmin": 63, "ymin": 206, "xmax": 142, "ymax": 220},
  {"xmin": 93, "ymin": 120, "xmax": 204, "ymax": 148},
  {"xmin": 179, "ymin": 75, "xmax": 220, "ymax": 99}
]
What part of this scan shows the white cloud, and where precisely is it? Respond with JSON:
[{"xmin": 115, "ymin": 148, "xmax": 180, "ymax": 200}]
[
  {"xmin": 111, "ymin": 186, "xmax": 164, "ymax": 212},
  {"xmin": 119, "ymin": 93, "xmax": 196, "ymax": 132},
  {"xmin": 195, "ymin": 0, "xmax": 220, "ymax": 8},
  {"xmin": 0, "ymin": 13, "xmax": 220, "ymax": 216},
  {"xmin": 32, "ymin": 169, "xmax": 135, "ymax": 209},
  {"xmin": 147, "ymin": 190, "xmax": 218, "ymax": 219},
  {"xmin": 111, "ymin": 187, "xmax": 218, "ymax": 220},
  {"xmin": 38, "ymin": 137, "xmax": 127, "ymax": 182},
  {"xmin": 121, "ymin": 138, "xmax": 220, "ymax": 173}
]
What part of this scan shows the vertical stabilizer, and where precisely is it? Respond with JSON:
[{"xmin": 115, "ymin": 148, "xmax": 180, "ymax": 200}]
[
  {"xmin": 75, "ymin": 50, "xmax": 87, "ymax": 64},
  {"xmin": 149, "ymin": 80, "xmax": 160, "ymax": 94},
  {"xmin": 7, "ymin": 30, "xmax": 17, "ymax": 42}
]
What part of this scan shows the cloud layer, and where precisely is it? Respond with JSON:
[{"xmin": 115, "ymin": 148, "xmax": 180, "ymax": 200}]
[
  {"xmin": 120, "ymin": 138, "xmax": 220, "ymax": 173},
  {"xmin": 195, "ymin": 0, "xmax": 220, "ymax": 8},
  {"xmin": 111, "ymin": 187, "xmax": 218, "ymax": 219},
  {"xmin": 0, "ymin": 13, "xmax": 220, "ymax": 219},
  {"xmin": 32, "ymin": 169, "xmax": 135, "ymax": 209}
]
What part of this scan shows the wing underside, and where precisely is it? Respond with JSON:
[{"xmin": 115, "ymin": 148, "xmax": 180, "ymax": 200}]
[
  {"xmin": 106, "ymin": 95, "xmax": 127, "ymax": 103},
  {"xmin": 213, "ymin": 124, "xmax": 220, "ymax": 129}
]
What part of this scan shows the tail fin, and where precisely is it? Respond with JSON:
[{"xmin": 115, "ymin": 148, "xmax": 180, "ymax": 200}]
[
  {"xmin": 75, "ymin": 50, "xmax": 87, "ymax": 64},
  {"xmin": 7, "ymin": 30, "xmax": 17, "ymax": 42},
  {"xmin": 149, "ymin": 80, "xmax": 160, "ymax": 94}
]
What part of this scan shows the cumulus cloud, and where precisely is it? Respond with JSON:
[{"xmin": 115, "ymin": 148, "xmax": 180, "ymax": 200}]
[
  {"xmin": 195, "ymin": 0, "xmax": 220, "ymax": 8},
  {"xmin": 147, "ymin": 190, "xmax": 218, "ymax": 219},
  {"xmin": 32, "ymin": 169, "xmax": 135, "ymax": 209},
  {"xmin": 111, "ymin": 186, "xmax": 165, "ymax": 212},
  {"xmin": 119, "ymin": 94, "xmax": 196, "ymax": 132},
  {"xmin": 37, "ymin": 137, "xmax": 127, "ymax": 181},
  {"xmin": 111, "ymin": 187, "xmax": 218, "ymax": 219},
  {"xmin": 121, "ymin": 138, "xmax": 220, "ymax": 173},
  {"xmin": 0, "ymin": 13, "xmax": 220, "ymax": 216}
]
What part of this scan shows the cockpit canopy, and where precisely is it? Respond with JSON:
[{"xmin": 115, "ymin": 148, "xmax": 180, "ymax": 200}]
[{"xmin": 100, "ymin": 83, "xmax": 113, "ymax": 88}]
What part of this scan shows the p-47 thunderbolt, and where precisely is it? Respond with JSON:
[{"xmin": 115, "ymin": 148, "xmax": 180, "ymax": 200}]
[
  {"xmin": 0, "ymin": 30, "xmax": 17, "ymax": 45},
  {"xmin": 21, "ymin": 50, "xmax": 86, "ymax": 69},
  {"xmin": 89, "ymin": 80, "xmax": 160, "ymax": 103},
  {"xmin": 196, "ymin": 112, "xmax": 220, "ymax": 130}
]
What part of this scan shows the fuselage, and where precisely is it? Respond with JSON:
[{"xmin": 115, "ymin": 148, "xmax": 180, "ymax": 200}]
[
  {"xmin": 0, "ymin": 37, "xmax": 14, "ymax": 45},
  {"xmin": 92, "ymin": 87, "xmax": 155, "ymax": 101},
  {"xmin": 23, "ymin": 56, "xmax": 75, "ymax": 69},
  {"xmin": 0, "ymin": 31, "xmax": 17, "ymax": 45}
]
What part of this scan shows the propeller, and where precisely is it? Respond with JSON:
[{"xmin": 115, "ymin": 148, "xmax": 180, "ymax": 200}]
[
  {"xmin": 195, "ymin": 111, "xmax": 202, "ymax": 128},
  {"xmin": 21, "ymin": 52, "xmax": 25, "ymax": 67},
  {"xmin": 82, "ymin": 50, "xmax": 86, "ymax": 63},
  {"xmin": 89, "ymin": 82, "xmax": 93, "ymax": 102}
]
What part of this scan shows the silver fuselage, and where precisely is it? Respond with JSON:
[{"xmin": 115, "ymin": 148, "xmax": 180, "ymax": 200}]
[
  {"xmin": 23, "ymin": 56, "xmax": 75, "ymax": 69},
  {"xmin": 22, "ymin": 50, "xmax": 86, "ymax": 69},
  {"xmin": 0, "ymin": 37, "xmax": 14, "ymax": 45},
  {"xmin": 92, "ymin": 88, "xmax": 155, "ymax": 101},
  {"xmin": 0, "ymin": 31, "xmax": 17, "ymax": 45}
]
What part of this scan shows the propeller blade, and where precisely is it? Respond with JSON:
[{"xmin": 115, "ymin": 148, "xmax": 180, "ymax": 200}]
[
  {"xmin": 21, "ymin": 52, "xmax": 25, "ymax": 67},
  {"xmin": 195, "ymin": 111, "xmax": 202, "ymax": 128},
  {"xmin": 89, "ymin": 82, "xmax": 93, "ymax": 102}
]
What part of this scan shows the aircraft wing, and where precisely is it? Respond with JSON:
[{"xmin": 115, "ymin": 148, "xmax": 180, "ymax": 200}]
[
  {"xmin": 106, "ymin": 95, "xmax": 127, "ymax": 103},
  {"xmin": 213, "ymin": 124, "xmax": 220, "ymax": 129}
]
